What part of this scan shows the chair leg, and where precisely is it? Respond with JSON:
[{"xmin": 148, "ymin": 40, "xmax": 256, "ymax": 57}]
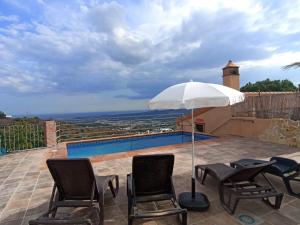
[
  {"xmin": 219, "ymin": 187, "xmax": 239, "ymax": 214},
  {"xmin": 176, "ymin": 209, "xmax": 187, "ymax": 225},
  {"xmin": 128, "ymin": 217, "xmax": 133, "ymax": 225},
  {"xmin": 94, "ymin": 207, "xmax": 101, "ymax": 225},
  {"xmin": 109, "ymin": 176, "xmax": 119, "ymax": 198},
  {"xmin": 127, "ymin": 191, "xmax": 134, "ymax": 225},
  {"xmin": 181, "ymin": 210, "xmax": 187, "ymax": 225},
  {"xmin": 218, "ymin": 184, "xmax": 225, "ymax": 204},
  {"xmin": 195, "ymin": 166, "xmax": 200, "ymax": 181},
  {"xmin": 283, "ymin": 178, "xmax": 300, "ymax": 197},
  {"xmin": 231, "ymin": 198, "xmax": 240, "ymax": 214},
  {"xmin": 50, "ymin": 191, "xmax": 59, "ymax": 218},
  {"xmin": 221, "ymin": 198, "xmax": 239, "ymax": 214},
  {"xmin": 201, "ymin": 169, "xmax": 208, "ymax": 184},
  {"xmin": 275, "ymin": 193, "xmax": 284, "ymax": 209},
  {"xmin": 262, "ymin": 193, "xmax": 283, "ymax": 209},
  {"xmin": 128, "ymin": 196, "xmax": 132, "ymax": 217},
  {"xmin": 98, "ymin": 192, "xmax": 105, "ymax": 225},
  {"xmin": 50, "ymin": 207, "xmax": 58, "ymax": 218}
]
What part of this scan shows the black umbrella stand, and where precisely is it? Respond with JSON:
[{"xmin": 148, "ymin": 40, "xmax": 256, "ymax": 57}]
[{"xmin": 178, "ymin": 177, "xmax": 210, "ymax": 211}]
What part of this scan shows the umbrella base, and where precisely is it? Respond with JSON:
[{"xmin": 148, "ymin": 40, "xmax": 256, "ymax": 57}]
[{"xmin": 178, "ymin": 192, "xmax": 210, "ymax": 211}]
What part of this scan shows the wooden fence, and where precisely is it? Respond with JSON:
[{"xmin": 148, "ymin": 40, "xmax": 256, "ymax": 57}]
[{"xmin": 232, "ymin": 93, "xmax": 300, "ymax": 120}]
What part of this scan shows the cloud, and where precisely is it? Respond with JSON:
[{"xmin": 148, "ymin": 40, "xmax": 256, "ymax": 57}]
[
  {"xmin": 0, "ymin": 14, "xmax": 19, "ymax": 22},
  {"xmin": 0, "ymin": 0, "xmax": 300, "ymax": 104},
  {"xmin": 88, "ymin": 2, "xmax": 125, "ymax": 34}
]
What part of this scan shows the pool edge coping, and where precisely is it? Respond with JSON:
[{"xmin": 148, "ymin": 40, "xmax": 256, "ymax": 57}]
[{"xmin": 55, "ymin": 131, "xmax": 218, "ymax": 162}]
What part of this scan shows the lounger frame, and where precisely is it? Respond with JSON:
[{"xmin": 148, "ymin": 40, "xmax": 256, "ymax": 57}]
[
  {"xmin": 29, "ymin": 158, "xmax": 119, "ymax": 225},
  {"xmin": 267, "ymin": 157, "xmax": 300, "ymax": 197},
  {"xmin": 195, "ymin": 161, "xmax": 283, "ymax": 214}
]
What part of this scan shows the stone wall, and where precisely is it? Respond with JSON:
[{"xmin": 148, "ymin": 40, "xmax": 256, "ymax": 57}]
[
  {"xmin": 259, "ymin": 119, "xmax": 300, "ymax": 147},
  {"xmin": 212, "ymin": 117, "xmax": 300, "ymax": 148}
]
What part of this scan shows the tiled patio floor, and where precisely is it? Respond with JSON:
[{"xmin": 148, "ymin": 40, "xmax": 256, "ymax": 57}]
[{"xmin": 0, "ymin": 136, "xmax": 299, "ymax": 225}]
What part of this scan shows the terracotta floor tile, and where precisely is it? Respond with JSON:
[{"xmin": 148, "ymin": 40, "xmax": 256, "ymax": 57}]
[
  {"xmin": 0, "ymin": 137, "xmax": 299, "ymax": 224},
  {"xmin": 278, "ymin": 205, "xmax": 300, "ymax": 222},
  {"xmin": 289, "ymin": 199, "xmax": 300, "ymax": 209},
  {"xmin": 262, "ymin": 212, "xmax": 298, "ymax": 225}
]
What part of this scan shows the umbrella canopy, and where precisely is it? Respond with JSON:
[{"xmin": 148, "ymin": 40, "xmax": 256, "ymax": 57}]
[
  {"xmin": 148, "ymin": 81, "xmax": 245, "ymax": 207},
  {"xmin": 149, "ymin": 81, "xmax": 245, "ymax": 110}
]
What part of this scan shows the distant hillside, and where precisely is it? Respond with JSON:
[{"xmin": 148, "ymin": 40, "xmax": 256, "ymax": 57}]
[{"xmin": 23, "ymin": 109, "xmax": 189, "ymax": 121}]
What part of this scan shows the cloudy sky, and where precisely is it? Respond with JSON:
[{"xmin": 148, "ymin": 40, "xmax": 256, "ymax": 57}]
[{"xmin": 0, "ymin": 0, "xmax": 300, "ymax": 115}]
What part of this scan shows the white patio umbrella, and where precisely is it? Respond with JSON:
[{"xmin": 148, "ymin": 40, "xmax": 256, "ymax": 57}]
[{"xmin": 148, "ymin": 81, "xmax": 245, "ymax": 210}]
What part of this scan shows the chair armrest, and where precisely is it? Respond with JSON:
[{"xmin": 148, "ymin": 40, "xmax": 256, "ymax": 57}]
[
  {"xmin": 127, "ymin": 173, "xmax": 137, "ymax": 209},
  {"xmin": 170, "ymin": 176, "xmax": 177, "ymax": 201},
  {"xmin": 127, "ymin": 174, "xmax": 133, "ymax": 197}
]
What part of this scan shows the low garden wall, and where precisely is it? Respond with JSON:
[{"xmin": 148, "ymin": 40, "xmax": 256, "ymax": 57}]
[
  {"xmin": 213, "ymin": 117, "xmax": 300, "ymax": 147},
  {"xmin": 259, "ymin": 119, "xmax": 300, "ymax": 147}
]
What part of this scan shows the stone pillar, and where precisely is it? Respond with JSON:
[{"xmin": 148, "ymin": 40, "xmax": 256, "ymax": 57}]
[{"xmin": 45, "ymin": 120, "xmax": 57, "ymax": 148}]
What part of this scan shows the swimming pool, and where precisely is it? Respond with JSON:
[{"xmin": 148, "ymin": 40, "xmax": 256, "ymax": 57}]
[{"xmin": 67, "ymin": 132, "xmax": 214, "ymax": 158}]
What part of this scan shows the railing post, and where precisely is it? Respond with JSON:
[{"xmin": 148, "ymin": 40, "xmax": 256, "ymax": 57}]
[{"xmin": 45, "ymin": 120, "xmax": 57, "ymax": 148}]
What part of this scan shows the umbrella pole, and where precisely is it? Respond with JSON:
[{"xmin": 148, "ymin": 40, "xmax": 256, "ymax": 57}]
[
  {"xmin": 192, "ymin": 108, "xmax": 195, "ymax": 198},
  {"xmin": 178, "ymin": 107, "xmax": 209, "ymax": 211}
]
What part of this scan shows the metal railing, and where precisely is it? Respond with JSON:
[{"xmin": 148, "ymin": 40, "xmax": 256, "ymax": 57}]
[
  {"xmin": 56, "ymin": 113, "xmax": 185, "ymax": 143},
  {"xmin": 0, "ymin": 123, "xmax": 46, "ymax": 154}
]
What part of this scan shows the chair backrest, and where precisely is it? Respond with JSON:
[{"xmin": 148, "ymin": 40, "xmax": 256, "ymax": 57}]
[
  {"xmin": 47, "ymin": 158, "xmax": 96, "ymax": 200},
  {"xmin": 132, "ymin": 154, "xmax": 174, "ymax": 196},
  {"xmin": 224, "ymin": 161, "xmax": 275, "ymax": 183}
]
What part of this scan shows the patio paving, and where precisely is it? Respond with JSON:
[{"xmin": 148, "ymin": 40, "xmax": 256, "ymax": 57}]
[{"xmin": 0, "ymin": 136, "xmax": 299, "ymax": 225}]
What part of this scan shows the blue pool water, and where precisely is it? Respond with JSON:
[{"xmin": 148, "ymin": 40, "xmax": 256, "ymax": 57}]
[{"xmin": 67, "ymin": 132, "xmax": 214, "ymax": 158}]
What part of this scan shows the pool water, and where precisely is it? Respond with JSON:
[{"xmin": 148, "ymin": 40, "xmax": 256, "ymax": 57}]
[{"xmin": 67, "ymin": 132, "xmax": 214, "ymax": 158}]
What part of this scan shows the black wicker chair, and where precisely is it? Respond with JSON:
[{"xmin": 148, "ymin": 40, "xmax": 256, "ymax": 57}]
[
  {"xmin": 29, "ymin": 158, "xmax": 119, "ymax": 225},
  {"xmin": 127, "ymin": 154, "xmax": 187, "ymax": 225},
  {"xmin": 195, "ymin": 161, "xmax": 283, "ymax": 214}
]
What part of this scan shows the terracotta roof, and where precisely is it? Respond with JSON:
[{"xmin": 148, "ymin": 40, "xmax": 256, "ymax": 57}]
[{"xmin": 223, "ymin": 60, "xmax": 238, "ymax": 69}]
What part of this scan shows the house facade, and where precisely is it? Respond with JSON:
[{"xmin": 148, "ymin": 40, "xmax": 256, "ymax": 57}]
[{"xmin": 177, "ymin": 60, "xmax": 300, "ymax": 147}]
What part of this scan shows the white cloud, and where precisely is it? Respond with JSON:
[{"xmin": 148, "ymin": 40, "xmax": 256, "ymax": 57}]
[
  {"xmin": 0, "ymin": 0, "xmax": 300, "ymax": 102},
  {"xmin": 240, "ymin": 51, "xmax": 300, "ymax": 69},
  {"xmin": 0, "ymin": 14, "xmax": 19, "ymax": 22}
]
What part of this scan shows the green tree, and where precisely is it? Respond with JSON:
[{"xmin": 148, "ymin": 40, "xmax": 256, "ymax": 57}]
[
  {"xmin": 240, "ymin": 79, "xmax": 297, "ymax": 92},
  {"xmin": 0, "ymin": 111, "xmax": 6, "ymax": 119}
]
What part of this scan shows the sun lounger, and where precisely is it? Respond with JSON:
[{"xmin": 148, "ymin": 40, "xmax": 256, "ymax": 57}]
[
  {"xmin": 231, "ymin": 157, "xmax": 300, "ymax": 198},
  {"xmin": 127, "ymin": 154, "xmax": 187, "ymax": 225},
  {"xmin": 195, "ymin": 161, "xmax": 283, "ymax": 214},
  {"xmin": 29, "ymin": 158, "xmax": 119, "ymax": 225}
]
